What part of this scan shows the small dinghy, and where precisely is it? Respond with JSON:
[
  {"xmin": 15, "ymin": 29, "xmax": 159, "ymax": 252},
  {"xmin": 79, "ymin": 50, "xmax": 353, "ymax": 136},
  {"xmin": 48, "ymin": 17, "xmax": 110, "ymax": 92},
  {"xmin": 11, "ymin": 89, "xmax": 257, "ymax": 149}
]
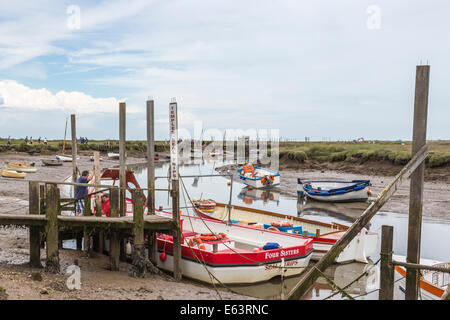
[
  {"xmin": 0, "ymin": 169, "xmax": 27, "ymax": 178},
  {"xmin": 107, "ymin": 152, "xmax": 120, "ymax": 159},
  {"xmin": 56, "ymin": 155, "xmax": 79, "ymax": 162},
  {"xmin": 193, "ymin": 201, "xmax": 378, "ymax": 264},
  {"xmin": 298, "ymin": 179, "xmax": 372, "ymax": 202},
  {"xmin": 237, "ymin": 164, "xmax": 280, "ymax": 189},
  {"xmin": 4, "ymin": 162, "xmax": 37, "ymax": 173},
  {"xmin": 42, "ymin": 159, "xmax": 63, "ymax": 166}
]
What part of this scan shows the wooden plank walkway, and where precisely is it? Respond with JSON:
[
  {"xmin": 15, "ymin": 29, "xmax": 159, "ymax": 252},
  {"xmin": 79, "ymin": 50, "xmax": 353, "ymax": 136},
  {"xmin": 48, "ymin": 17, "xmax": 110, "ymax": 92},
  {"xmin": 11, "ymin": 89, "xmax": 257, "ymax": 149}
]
[{"xmin": 0, "ymin": 213, "xmax": 175, "ymax": 230}]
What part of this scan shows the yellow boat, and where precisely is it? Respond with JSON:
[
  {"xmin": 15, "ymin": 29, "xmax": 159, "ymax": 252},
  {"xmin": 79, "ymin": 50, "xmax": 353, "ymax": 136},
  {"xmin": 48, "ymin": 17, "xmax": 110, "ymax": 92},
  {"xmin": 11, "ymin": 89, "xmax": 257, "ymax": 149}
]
[
  {"xmin": 4, "ymin": 162, "xmax": 37, "ymax": 173},
  {"xmin": 0, "ymin": 169, "xmax": 27, "ymax": 178}
]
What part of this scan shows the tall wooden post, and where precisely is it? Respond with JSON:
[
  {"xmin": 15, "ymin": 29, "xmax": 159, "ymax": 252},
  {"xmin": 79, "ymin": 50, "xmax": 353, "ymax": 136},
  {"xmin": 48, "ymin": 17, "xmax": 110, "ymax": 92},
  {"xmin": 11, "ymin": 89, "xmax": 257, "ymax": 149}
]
[
  {"xmin": 131, "ymin": 189, "xmax": 149, "ymax": 277},
  {"xmin": 29, "ymin": 181, "xmax": 42, "ymax": 268},
  {"xmin": 147, "ymin": 98, "xmax": 157, "ymax": 263},
  {"xmin": 119, "ymin": 102, "xmax": 126, "ymax": 217},
  {"xmin": 109, "ymin": 188, "xmax": 120, "ymax": 271},
  {"xmin": 379, "ymin": 225, "xmax": 394, "ymax": 300},
  {"xmin": 169, "ymin": 100, "xmax": 182, "ymax": 281},
  {"xmin": 45, "ymin": 183, "xmax": 60, "ymax": 273},
  {"xmin": 93, "ymin": 151, "xmax": 103, "ymax": 253},
  {"xmin": 406, "ymin": 65, "xmax": 430, "ymax": 300},
  {"xmin": 71, "ymin": 114, "xmax": 78, "ymax": 198}
]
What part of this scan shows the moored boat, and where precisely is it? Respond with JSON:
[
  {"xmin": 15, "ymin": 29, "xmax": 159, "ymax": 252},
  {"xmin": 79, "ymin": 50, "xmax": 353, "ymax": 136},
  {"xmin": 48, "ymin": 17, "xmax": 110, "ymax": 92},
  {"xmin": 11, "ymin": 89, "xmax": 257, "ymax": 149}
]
[
  {"xmin": 4, "ymin": 162, "xmax": 37, "ymax": 173},
  {"xmin": 193, "ymin": 201, "xmax": 378, "ymax": 264},
  {"xmin": 237, "ymin": 164, "xmax": 280, "ymax": 189},
  {"xmin": 56, "ymin": 155, "xmax": 79, "ymax": 162},
  {"xmin": 298, "ymin": 179, "xmax": 372, "ymax": 202},
  {"xmin": 155, "ymin": 210, "xmax": 314, "ymax": 284},
  {"xmin": 393, "ymin": 255, "xmax": 449, "ymax": 300},
  {"xmin": 42, "ymin": 159, "xmax": 63, "ymax": 166},
  {"xmin": 0, "ymin": 169, "xmax": 27, "ymax": 178},
  {"xmin": 107, "ymin": 152, "xmax": 120, "ymax": 159}
]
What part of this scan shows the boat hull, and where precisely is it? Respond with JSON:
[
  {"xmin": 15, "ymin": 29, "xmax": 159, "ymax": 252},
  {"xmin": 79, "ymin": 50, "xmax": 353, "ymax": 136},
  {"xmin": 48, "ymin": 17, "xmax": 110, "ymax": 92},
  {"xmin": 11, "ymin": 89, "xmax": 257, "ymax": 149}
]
[
  {"xmin": 0, "ymin": 169, "xmax": 26, "ymax": 178},
  {"xmin": 298, "ymin": 179, "xmax": 371, "ymax": 202},
  {"xmin": 42, "ymin": 159, "xmax": 63, "ymax": 166},
  {"xmin": 155, "ymin": 212, "xmax": 313, "ymax": 284},
  {"xmin": 56, "ymin": 155, "xmax": 79, "ymax": 162},
  {"xmin": 4, "ymin": 163, "xmax": 37, "ymax": 173},
  {"xmin": 238, "ymin": 167, "xmax": 280, "ymax": 189}
]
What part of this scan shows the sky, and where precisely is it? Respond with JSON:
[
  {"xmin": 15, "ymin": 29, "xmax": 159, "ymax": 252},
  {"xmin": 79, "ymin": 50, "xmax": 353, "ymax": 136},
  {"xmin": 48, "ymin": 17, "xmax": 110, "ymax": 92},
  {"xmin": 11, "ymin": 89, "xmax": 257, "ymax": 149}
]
[{"xmin": 0, "ymin": 0, "xmax": 449, "ymax": 141}]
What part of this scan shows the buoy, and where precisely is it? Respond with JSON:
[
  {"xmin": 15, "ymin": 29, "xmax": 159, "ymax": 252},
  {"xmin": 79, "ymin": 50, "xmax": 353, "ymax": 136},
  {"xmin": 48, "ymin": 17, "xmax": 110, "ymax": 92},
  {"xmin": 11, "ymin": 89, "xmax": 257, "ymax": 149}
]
[
  {"xmin": 160, "ymin": 251, "xmax": 167, "ymax": 262},
  {"xmin": 227, "ymin": 181, "xmax": 231, "ymax": 186}
]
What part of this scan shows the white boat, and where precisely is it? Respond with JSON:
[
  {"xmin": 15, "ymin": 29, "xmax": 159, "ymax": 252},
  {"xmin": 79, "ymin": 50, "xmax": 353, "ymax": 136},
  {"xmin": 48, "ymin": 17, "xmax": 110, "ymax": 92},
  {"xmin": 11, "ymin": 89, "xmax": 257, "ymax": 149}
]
[
  {"xmin": 298, "ymin": 179, "xmax": 372, "ymax": 202},
  {"xmin": 155, "ymin": 211, "xmax": 314, "ymax": 284},
  {"xmin": 56, "ymin": 155, "xmax": 79, "ymax": 162},
  {"xmin": 4, "ymin": 162, "xmax": 37, "ymax": 173},
  {"xmin": 107, "ymin": 152, "xmax": 120, "ymax": 159},
  {"xmin": 193, "ymin": 201, "xmax": 378, "ymax": 264},
  {"xmin": 393, "ymin": 255, "xmax": 449, "ymax": 300},
  {"xmin": 237, "ymin": 164, "xmax": 280, "ymax": 189}
]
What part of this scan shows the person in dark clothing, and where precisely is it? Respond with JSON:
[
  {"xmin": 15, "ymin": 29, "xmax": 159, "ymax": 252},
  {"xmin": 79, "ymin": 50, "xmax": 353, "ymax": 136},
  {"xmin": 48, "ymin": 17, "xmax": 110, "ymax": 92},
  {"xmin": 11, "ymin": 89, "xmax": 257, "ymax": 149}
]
[{"xmin": 75, "ymin": 170, "xmax": 93, "ymax": 216}]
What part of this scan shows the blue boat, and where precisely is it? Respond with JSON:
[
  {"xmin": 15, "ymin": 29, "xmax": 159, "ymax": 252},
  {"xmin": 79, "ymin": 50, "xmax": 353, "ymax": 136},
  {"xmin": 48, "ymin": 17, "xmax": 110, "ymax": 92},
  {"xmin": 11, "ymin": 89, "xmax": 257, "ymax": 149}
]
[{"xmin": 297, "ymin": 178, "xmax": 372, "ymax": 202}]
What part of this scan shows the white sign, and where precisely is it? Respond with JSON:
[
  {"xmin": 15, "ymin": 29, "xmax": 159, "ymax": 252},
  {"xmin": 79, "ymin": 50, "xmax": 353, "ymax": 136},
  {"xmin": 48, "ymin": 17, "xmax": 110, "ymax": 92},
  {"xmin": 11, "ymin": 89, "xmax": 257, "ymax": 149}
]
[{"xmin": 169, "ymin": 102, "xmax": 179, "ymax": 180}]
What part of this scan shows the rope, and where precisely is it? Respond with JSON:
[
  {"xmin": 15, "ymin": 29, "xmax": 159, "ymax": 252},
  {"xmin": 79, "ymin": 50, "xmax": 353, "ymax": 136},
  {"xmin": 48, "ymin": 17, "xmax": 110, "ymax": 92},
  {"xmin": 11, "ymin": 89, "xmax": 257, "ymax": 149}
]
[
  {"xmin": 314, "ymin": 266, "xmax": 355, "ymax": 300},
  {"xmin": 323, "ymin": 258, "xmax": 381, "ymax": 300}
]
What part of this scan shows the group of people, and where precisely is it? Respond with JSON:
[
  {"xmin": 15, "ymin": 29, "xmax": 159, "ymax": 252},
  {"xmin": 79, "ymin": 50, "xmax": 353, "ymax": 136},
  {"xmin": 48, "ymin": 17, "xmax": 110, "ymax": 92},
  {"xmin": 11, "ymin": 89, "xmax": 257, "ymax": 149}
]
[
  {"xmin": 74, "ymin": 170, "xmax": 110, "ymax": 217},
  {"xmin": 23, "ymin": 136, "xmax": 47, "ymax": 145},
  {"xmin": 80, "ymin": 137, "xmax": 89, "ymax": 144}
]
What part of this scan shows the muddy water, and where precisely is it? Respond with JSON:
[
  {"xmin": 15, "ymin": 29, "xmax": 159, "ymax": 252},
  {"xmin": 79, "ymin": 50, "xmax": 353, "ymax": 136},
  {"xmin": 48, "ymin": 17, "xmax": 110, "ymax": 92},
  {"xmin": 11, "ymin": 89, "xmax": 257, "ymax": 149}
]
[{"xmin": 127, "ymin": 158, "xmax": 450, "ymax": 300}]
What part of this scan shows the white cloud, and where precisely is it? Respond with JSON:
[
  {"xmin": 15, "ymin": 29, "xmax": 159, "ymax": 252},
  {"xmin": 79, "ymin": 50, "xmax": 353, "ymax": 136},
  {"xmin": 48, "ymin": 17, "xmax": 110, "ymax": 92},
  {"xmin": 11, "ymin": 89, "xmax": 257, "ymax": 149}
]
[{"xmin": 0, "ymin": 80, "xmax": 142, "ymax": 114}]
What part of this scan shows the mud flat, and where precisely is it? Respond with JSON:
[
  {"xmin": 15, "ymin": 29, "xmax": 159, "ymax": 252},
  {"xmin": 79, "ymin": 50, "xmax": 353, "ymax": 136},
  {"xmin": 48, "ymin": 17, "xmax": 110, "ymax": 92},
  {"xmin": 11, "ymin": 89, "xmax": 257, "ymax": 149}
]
[
  {"xmin": 0, "ymin": 152, "xmax": 253, "ymax": 300},
  {"xmin": 216, "ymin": 163, "xmax": 450, "ymax": 221}
]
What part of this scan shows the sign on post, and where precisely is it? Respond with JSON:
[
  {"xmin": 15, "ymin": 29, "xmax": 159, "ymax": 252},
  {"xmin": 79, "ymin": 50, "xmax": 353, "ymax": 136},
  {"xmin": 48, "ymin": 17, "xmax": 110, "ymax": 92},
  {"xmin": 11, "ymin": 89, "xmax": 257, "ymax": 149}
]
[{"xmin": 169, "ymin": 101, "xmax": 179, "ymax": 180}]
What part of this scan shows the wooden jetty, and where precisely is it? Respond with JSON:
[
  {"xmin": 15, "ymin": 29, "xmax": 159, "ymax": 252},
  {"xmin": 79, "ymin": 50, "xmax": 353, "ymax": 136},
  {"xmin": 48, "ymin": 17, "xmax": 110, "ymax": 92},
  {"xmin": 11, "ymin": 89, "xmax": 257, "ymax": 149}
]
[{"xmin": 0, "ymin": 98, "xmax": 182, "ymax": 279}]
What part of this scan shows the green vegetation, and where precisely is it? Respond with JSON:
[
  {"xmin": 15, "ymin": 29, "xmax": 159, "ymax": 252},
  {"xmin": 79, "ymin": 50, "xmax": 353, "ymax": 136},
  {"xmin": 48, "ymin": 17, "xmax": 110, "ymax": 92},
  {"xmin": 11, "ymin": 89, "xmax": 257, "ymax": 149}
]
[
  {"xmin": 1, "ymin": 137, "xmax": 449, "ymax": 169},
  {"xmin": 278, "ymin": 141, "xmax": 450, "ymax": 168}
]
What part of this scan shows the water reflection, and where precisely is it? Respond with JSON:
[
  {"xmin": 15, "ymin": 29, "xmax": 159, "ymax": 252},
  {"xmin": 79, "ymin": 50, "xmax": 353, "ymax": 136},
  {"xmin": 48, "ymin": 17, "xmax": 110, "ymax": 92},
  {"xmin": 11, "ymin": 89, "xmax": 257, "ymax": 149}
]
[{"xmin": 237, "ymin": 187, "xmax": 280, "ymax": 206}]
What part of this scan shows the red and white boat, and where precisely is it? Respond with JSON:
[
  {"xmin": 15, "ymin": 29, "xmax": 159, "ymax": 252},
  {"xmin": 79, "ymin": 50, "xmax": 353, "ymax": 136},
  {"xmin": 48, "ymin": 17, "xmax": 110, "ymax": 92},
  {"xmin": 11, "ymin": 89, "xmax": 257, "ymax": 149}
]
[
  {"xmin": 155, "ymin": 210, "xmax": 314, "ymax": 284},
  {"xmin": 193, "ymin": 201, "xmax": 378, "ymax": 264},
  {"xmin": 63, "ymin": 169, "xmax": 313, "ymax": 284}
]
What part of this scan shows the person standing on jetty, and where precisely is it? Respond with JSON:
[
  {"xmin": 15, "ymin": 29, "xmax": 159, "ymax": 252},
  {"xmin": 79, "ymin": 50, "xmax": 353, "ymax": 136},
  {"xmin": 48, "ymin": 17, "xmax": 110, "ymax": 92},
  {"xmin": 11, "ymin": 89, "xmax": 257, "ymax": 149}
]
[
  {"xmin": 24, "ymin": 136, "xmax": 28, "ymax": 144},
  {"xmin": 75, "ymin": 170, "xmax": 94, "ymax": 216},
  {"xmin": 7, "ymin": 136, "xmax": 11, "ymax": 146}
]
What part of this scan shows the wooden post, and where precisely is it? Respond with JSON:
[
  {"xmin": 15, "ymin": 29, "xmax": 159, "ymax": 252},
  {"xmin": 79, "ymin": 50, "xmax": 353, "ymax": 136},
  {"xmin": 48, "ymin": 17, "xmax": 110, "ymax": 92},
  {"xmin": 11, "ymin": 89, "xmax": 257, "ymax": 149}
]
[
  {"xmin": 147, "ymin": 98, "xmax": 157, "ymax": 263},
  {"xmin": 45, "ymin": 183, "xmax": 60, "ymax": 273},
  {"xmin": 169, "ymin": 100, "xmax": 182, "ymax": 281},
  {"xmin": 119, "ymin": 102, "xmax": 126, "ymax": 217},
  {"xmin": 93, "ymin": 151, "xmax": 103, "ymax": 253},
  {"xmin": 379, "ymin": 225, "xmax": 394, "ymax": 300},
  {"xmin": 109, "ymin": 188, "xmax": 120, "ymax": 271},
  {"xmin": 131, "ymin": 189, "xmax": 148, "ymax": 277},
  {"xmin": 287, "ymin": 144, "xmax": 428, "ymax": 300},
  {"xmin": 83, "ymin": 194, "xmax": 91, "ymax": 256},
  {"xmin": 406, "ymin": 65, "xmax": 430, "ymax": 300},
  {"xmin": 71, "ymin": 114, "xmax": 78, "ymax": 199},
  {"xmin": 39, "ymin": 184, "xmax": 46, "ymax": 248},
  {"xmin": 29, "ymin": 181, "xmax": 42, "ymax": 268}
]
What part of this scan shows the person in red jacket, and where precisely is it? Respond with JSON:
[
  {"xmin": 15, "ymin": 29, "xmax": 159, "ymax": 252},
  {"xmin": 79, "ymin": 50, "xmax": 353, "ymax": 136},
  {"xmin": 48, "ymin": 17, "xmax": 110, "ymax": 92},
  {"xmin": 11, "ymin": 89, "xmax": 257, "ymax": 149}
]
[{"xmin": 101, "ymin": 194, "xmax": 110, "ymax": 217}]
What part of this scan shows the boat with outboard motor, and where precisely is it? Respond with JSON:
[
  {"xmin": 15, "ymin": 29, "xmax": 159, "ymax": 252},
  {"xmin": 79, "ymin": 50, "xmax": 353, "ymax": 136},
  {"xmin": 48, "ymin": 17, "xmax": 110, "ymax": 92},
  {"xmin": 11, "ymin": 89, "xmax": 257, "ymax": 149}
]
[{"xmin": 237, "ymin": 164, "xmax": 280, "ymax": 189}]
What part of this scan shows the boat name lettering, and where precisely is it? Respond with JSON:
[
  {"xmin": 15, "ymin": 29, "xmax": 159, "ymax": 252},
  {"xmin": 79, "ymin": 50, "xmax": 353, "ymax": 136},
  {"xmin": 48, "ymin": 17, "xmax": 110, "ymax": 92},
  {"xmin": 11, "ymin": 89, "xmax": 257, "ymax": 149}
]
[{"xmin": 265, "ymin": 248, "xmax": 299, "ymax": 259}]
